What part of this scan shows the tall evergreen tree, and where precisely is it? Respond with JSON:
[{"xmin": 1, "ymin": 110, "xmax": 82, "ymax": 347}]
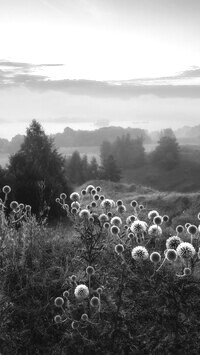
[{"xmin": 7, "ymin": 120, "xmax": 71, "ymax": 217}]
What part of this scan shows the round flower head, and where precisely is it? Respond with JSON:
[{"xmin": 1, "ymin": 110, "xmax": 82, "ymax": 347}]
[
  {"xmin": 70, "ymin": 192, "xmax": 80, "ymax": 202},
  {"xmin": 54, "ymin": 297, "xmax": 64, "ymax": 307},
  {"xmin": 153, "ymin": 215, "xmax": 163, "ymax": 226},
  {"xmin": 184, "ymin": 267, "xmax": 191, "ymax": 276},
  {"xmin": 148, "ymin": 225, "xmax": 162, "ymax": 237},
  {"xmin": 166, "ymin": 236, "xmax": 182, "ymax": 250},
  {"xmin": 130, "ymin": 220, "xmax": 148, "ymax": 235},
  {"xmin": 55, "ymin": 198, "xmax": 60, "ymax": 203},
  {"xmin": 93, "ymin": 194, "xmax": 99, "ymax": 201},
  {"xmin": 176, "ymin": 225, "xmax": 184, "ymax": 234},
  {"xmin": 10, "ymin": 201, "xmax": 19, "ymax": 210},
  {"xmin": 101, "ymin": 199, "xmax": 112, "ymax": 210},
  {"xmin": 130, "ymin": 200, "xmax": 138, "ymax": 208},
  {"xmin": 86, "ymin": 184, "xmax": 95, "ymax": 194},
  {"xmin": 116, "ymin": 199, "xmax": 123, "ymax": 206},
  {"xmin": 81, "ymin": 189, "xmax": 87, "ymax": 196},
  {"xmin": 176, "ymin": 242, "xmax": 196, "ymax": 259},
  {"xmin": 103, "ymin": 222, "xmax": 110, "ymax": 229},
  {"xmin": 128, "ymin": 232, "xmax": 134, "ymax": 239},
  {"xmin": 124, "ymin": 225, "xmax": 128, "ymax": 230},
  {"xmin": 96, "ymin": 186, "xmax": 101, "ymax": 193},
  {"xmin": 54, "ymin": 315, "xmax": 62, "ymax": 323},
  {"xmin": 19, "ymin": 203, "xmax": 24, "ymax": 210},
  {"xmin": 90, "ymin": 296, "xmax": 100, "ymax": 308},
  {"xmin": 185, "ymin": 223, "xmax": 191, "ymax": 229},
  {"xmin": 150, "ymin": 252, "xmax": 161, "ymax": 264},
  {"xmin": 148, "ymin": 210, "xmax": 159, "ymax": 220},
  {"xmin": 71, "ymin": 207, "xmax": 78, "ymax": 215},
  {"xmin": 139, "ymin": 204, "xmax": 145, "ymax": 210},
  {"xmin": 63, "ymin": 290, "xmax": 69, "ymax": 298},
  {"xmin": 74, "ymin": 284, "xmax": 89, "ymax": 300},
  {"xmin": 25, "ymin": 205, "xmax": 31, "ymax": 212},
  {"xmin": 117, "ymin": 205, "xmax": 126, "ymax": 214},
  {"xmin": 91, "ymin": 188, "xmax": 97, "ymax": 195},
  {"xmin": 187, "ymin": 224, "xmax": 197, "ymax": 235},
  {"xmin": 91, "ymin": 201, "xmax": 97, "ymax": 208},
  {"xmin": 79, "ymin": 209, "xmax": 90, "ymax": 219},
  {"xmin": 60, "ymin": 192, "xmax": 67, "ymax": 200},
  {"xmin": 89, "ymin": 216, "xmax": 94, "ymax": 223},
  {"xmin": 111, "ymin": 216, "xmax": 122, "ymax": 226},
  {"xmin": 110, "ymin": 225, "xmax": 120, "ymax": 235},
  {"xmin": 71, "ymin": 201, "xmax": 80, "ymax": 209},
  {"xmin": 99, "ymin": 213, "xmax": 109, "ymax": 224},
  {"xmin": 107, "ymin": 212, "xmax": 112, "ymax": 218},
  {"xmin": 71, "ymin": 320, "xmax": 79, "ymax": 329},
  {"xmin": 70, "ymin": 275, "xmax": 77, "ymax": 282},
  {"xmin": 115, "ymin": 243, "xmax": 124, "ymax": 255},
  {"xmin": 165, "ymin": 249, "xmax": 177, "ymax": 262},
  {"xmin": 86, "ymin": 266, "xmax": 95, "ymax": 276},
  {"xmin": 100, "ymin": 195, "xmax": 105, "ymax": 201},
  {"xmin": 2, "ymin": 185, "xmax": 11, "ymax": 194},
  {"xmin": 131, "ymin": 246, "xmax": 149, "ymax": 261},
  {"xmin": 163, "ymin": 215, "xmax": 169, "ymax": 222},
  {"xmin": 81, "ymin": 313, "xmax": 89, "ymax": 321},
  {"xmin": 96, "ymin": 287, "xmax": 103, "ymax": 295}
]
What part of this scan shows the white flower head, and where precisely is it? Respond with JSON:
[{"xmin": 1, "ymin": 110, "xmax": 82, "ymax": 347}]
[
  {"xmin": 166, "ymin": 236, "xmax": 182, "ymax": 250},
  {"xmin": 148, "ymin": 225, "xmax": 162, "ymax": 237},
  {"xmin": 176, "ymin": 242, "xmax": 196, "ymax": 259},
  {"xmin": 131, "ymin": 246, "xmax": 149, "ymax": 261},
  {"xmin": 148, "ymin": 210, "xmax": 159, "ymax": 220},
  {"xmin": 130, "ymin": 220, "xmax": 148, "ymax": 235},
  {"xmin": 74, "ymin": 284, "xmax": 89, "ymax": 300},
  {"xmin": 111, "ymin": 216, "xmax": 122, "ymax": 226}
]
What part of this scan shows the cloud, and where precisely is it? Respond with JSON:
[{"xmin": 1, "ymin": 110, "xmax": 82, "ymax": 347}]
[{"xmin": 0, "ymin": 60, "xmax": 200, "ymax": 99}]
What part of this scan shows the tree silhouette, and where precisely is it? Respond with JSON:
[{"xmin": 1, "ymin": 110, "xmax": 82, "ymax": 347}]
[
  {"xmin": 7, "ymin": 120, "xmax": 72, "ymax": 218},
  {"xmin": 102, "ymin": 155, "xmax": 121, "ymax": 182},
  {"xmin": 151, "ymin": 135, "xmax": 180, "ymax": 170}
]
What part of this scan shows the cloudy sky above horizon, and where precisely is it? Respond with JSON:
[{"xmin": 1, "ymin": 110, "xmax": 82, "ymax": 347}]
[{"xmin": 0, "ymin": 0, "xmax": 200, "ymax": 140}]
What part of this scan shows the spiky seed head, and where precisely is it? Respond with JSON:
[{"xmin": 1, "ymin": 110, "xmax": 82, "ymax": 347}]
[
  {"xmin": 99, "ymin": 213, "xmax": 109, "ymax": 223},
  {"xmin": 115, "ymin": 244, "xmax": 124, "ymax": 255},
  {"xmin": 116, "ymin": 199, "xmax": 123, "ymax": 206},
  {"xmin": 139, "ymin": 204, "xmax": 145, "ymax": 210},
  {"xmin": 71, "ymin": 201, "xmax": 80, "ymax": 209},
  {"xmin": 153, "ymin": 215, "xmax": 163, "ymax": 225},
  {"xmin": 110, "ymin": 225, "xmax": 120, "ymax": 235},
  {"xmin": 63, "ymin": 291, "xmax": 69, "ymax": 298},
  {"xmin": 128, "ymin": 232, "xmax": 134, "ymax": 239},
  {"xmin": 148, "ymin": 225, "xmax": 162, "ymax": 237},
  {"xmin": 117, "ymin": 205, "xmax": 126, "ymax": 214},
  {"xmin": 166, "ymin": 236, "xmax": 182, "ymax": 250},
  {"xmin": 100, "ymin": 195, "xmax": 105, "ymax": 201},
  {"xmin": 71, "ymin": 320, "xmax": 79, "ymax": 329},
  {"xmin": 187, "ymin": 224, "xmax": 197, "ymax": 235},
  {"xmin": 74, "ymin": 285, "xmax": 89, "ymax": 300},
  {"xmin": 86, "ymin": 185, "xmax": 95, "ymax": 194},
  {"xmin": 185, "ymin": 223, "xmax": 191, "ymax": 229},
  {"xmin": 25, "ymin": 205, "xmax": 32, "ymax": 212},
  {"xmin": 96, "ymin": 186, "xmax": 101, "ymax": 192},
  {"xmin": 81, "ymin": 313, "xmax": 89, "ymax": 321},
  {"xmin": 176, "ymin": 225, "xmax": 184, "ymax": 234},
  {"xmin": 148, "ymin": 210, "xmax": 159, "ymax": 220},
  {"xmin": 54, "ymin": 297, "xmax": 64, "ymax": 307},
  {"xmin": 70, "ymin": 275, "xmax": 77, "ymax": 282},
  {"xmin": 150, "ymin": 252, "xmax": 161, "ymax": 263},
  {"xmin": 130, "ymin": 220, "xmax": 148, "ymax": 234},
  {"xmin": 86, "ymin": 266, "xmax": 95, "ymax": 276},
  {"xmin": 107, "ymin": 212, "xmax": 112, "ymax": 218},
  {"xmin": 163, "ymin": 215, "xmax": 169, "ymax": 222},
  {"xmin": 165, "ymin": 249, "xmax": 177, "ymax": 262},
  {"xmin": 91, "ymin": 189, "xmax": 97, "ymax": 196},
  {"xmin": 94, "ymin": 194, "xmax": 99, "ymax": 201},
  {"xmin": 81, "ymin": 189, "xmax": 87, "ymax": 196},
  {"xmin": 111, "ymin": 216, "xmax": 122, "ymax": 226},
  {"xmin": 79, "ymin": 209, "xmax": 90, "ymax": 219},
  {"xmin": 100, "ymin": 199, "xmax": 112, "ymax": 210},
  {"xmin": 96, "ymin": 287, "xmax": 103, "ymax": 295},
  {"xmin": 131, "ymin": 246, "xmax": 149, "ymax": 261},
  {"xmin": 184, "ymin": 267, "xmax": 191, "ymax": 276},
  {"xmin": 90, "ymin": 296, "xmax": 100, "ymax": 307},
  {"xmin": 70, "ymin": 192, "xmax": 80, "ymax": 201},
  {"xmin": 60, "ymin": 193, "xmax": 67, "ymax": 200},
  {"xmin": 176, "ymin": 242, "xmax": 196, "ymax": 259},
  {"xmin": 130, "ymin": 200, "xmax": 138, "ymax": 208},
  {"xmin": 55, "ymin": 198, "xmax": 60, "ymax": 203},
  {"xmin": 54, "ymin": 315, "xmax": 62, "ymax": 323},
  {"xmin": 71, "ymin": 207, "xmax": 78, "ymax": 215},
  {"xmin": 10, "ymin": 201, "xmax": 19, "ymax": 210},
  {"xmin": 91, "ymin": 201, "xmax": 97, "ymax": 208},
  {"xmin": 103, "ymin": 222, "xmax": 110, "ymax": 229},
  {"xmin": 2, "ymin": 185, "xmax": 11, "ymax": 194}
]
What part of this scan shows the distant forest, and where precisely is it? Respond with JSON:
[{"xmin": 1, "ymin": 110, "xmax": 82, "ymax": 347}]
[{"xmin": 1, "ymin": 124, "xmax": 200, "ymax": 153}]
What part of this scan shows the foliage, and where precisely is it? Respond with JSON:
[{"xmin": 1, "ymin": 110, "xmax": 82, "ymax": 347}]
[
  {"xmin": 5, "ymin": 120, "xmax": 72, "ymax": 219},
  {"xmin": 100, "ymin": 155, "xmax": 121, "ymax": 182},
  {"xmin": 0, "ymin": 182, "xmax": 200, "ymax": 354},
  {"xmin": 150, "ymin": 135, "xmax": 180, "ymax": 170}
]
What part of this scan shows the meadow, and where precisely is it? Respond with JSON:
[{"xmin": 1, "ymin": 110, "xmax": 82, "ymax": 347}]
[{"xmin": 0, "ymin": 181, "xmax": 200, "ymax": 354}]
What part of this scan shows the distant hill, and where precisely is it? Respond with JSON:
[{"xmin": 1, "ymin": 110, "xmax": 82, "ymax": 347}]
[
  {"xmin": 175, "ymin": 125, "xmax": 200, "ymax": 144},
  {"xmin": 52, "ymin": 126, "xmax": 151, "ymax": 147}
]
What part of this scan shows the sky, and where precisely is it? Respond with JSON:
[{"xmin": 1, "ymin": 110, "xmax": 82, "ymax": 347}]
[{"xmin": 0, "ymin": 0, "xmax": 200, "ymax": 140}]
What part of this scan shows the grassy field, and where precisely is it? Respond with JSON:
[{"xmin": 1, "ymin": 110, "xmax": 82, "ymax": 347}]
[{"xmin": 0, "ymin": 180, "xmax": 200, "ymax": 354}]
